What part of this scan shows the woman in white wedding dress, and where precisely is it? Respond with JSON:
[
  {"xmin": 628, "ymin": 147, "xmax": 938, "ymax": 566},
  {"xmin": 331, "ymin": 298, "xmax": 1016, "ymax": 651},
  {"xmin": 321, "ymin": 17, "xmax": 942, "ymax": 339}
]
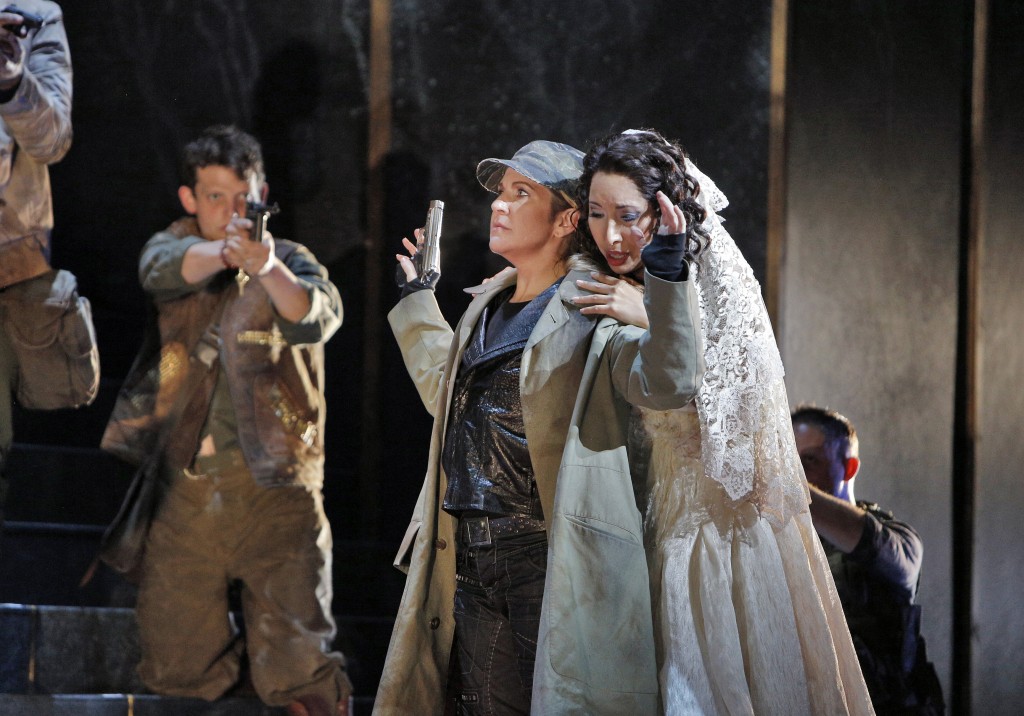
[{"xmin": 570, "ymin": 129, "xmax": 874, "ymax": 715}]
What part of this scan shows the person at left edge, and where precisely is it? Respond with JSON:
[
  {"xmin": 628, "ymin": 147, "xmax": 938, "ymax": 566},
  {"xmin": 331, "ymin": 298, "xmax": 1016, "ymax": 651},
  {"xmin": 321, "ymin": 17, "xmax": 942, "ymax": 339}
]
[
  {"xmin": 107, "ymin": 125, "xmax": 350, "ymax": 716},
  {"xmin": 0, "ymin": 0, "xmax": 72, "ymax": 543}
]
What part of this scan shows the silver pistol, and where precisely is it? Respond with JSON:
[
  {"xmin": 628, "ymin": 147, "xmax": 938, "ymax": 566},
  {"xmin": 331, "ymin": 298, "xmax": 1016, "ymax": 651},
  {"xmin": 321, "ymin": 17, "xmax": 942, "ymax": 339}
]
[{"xmin": 416, "ymin": 200, "xmax": 444, "ymax": 278}]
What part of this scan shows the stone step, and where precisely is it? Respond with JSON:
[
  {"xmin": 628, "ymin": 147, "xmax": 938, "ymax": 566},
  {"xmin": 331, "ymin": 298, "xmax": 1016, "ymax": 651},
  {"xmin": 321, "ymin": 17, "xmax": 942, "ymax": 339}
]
[
  {"xmin": 0, "ymin": 604, "xmax": 142, "ymax": 695},
  {"xmin": 0, "ymin": 521, "xmax": 406, "ymax": 618},
  {"xmin": 0, "ymin": 604, "xmax": 390, "ymax": 703},
  {"xmin": 0, "ymin": 694, "xmax": 374, "ymax": 714},
  {"xmin": 0, "ymin": 522, "xmax": 135, "ymax": 608},
  {"xmin": 0, "ymin": 694, "xmax": 288, "ymax": 715}
]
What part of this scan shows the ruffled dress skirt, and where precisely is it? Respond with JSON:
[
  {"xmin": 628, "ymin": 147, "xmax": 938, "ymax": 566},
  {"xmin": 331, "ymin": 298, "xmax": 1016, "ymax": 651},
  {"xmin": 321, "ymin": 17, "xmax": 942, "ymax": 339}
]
[{"xmin": 640, "ymin": 408, "xmax": 874, "ymax": 716}]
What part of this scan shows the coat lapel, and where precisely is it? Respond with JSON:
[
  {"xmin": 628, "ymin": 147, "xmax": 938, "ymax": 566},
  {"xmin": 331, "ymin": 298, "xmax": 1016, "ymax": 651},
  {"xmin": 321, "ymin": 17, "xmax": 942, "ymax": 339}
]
[
  {"xmin": 522, "ymin": 269, "xmax": 594, "ymax": 382},
  {"xmin": 520, "ymin": 269, "xmax": 601, "ymax": 520},
  {"xmin": 454, "ymin": 270, "xmax": 518, "ymax": 354},
  {"xmin": 524, "ymin": 272, "xmax": 576, "ymax": 352}
]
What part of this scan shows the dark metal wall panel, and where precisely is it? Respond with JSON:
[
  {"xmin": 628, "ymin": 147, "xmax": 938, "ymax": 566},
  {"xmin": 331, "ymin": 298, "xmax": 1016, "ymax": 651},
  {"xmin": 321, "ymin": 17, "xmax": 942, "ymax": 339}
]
[
  {"xmin": 781, "ymin": 1, "xmax": 965, "ymax": 695},
  {"xmin": 387, "ymin": 0, "xmax": 772, "ymax": 290},
  {"xmin": 975, "ymin": 0, "xmax": 1024, "ymax": 711}
]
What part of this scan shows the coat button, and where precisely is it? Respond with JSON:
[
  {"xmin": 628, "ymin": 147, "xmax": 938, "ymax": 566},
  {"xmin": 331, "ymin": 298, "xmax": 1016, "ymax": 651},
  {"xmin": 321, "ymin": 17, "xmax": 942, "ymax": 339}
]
[
  {"xmin": 435, "ymin": 538, "xmax": 447, "ymax": 550},
  {"xmin": 429, "ymin": 617, "xmax": 440, "ymax": 630}
]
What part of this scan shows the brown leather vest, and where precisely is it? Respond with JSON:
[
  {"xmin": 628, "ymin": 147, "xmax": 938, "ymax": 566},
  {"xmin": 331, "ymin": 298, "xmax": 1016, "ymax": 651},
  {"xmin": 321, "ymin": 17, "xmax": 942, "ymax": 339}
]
[{"xmin": 102, "ymin": 219, "xmax": 327, "ymax": 488}]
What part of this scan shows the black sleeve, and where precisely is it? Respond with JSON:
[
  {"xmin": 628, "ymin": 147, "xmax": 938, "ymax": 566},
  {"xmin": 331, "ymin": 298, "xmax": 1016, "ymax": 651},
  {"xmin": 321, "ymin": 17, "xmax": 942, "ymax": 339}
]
[
  {"xmin": 641, "ymin": 233, "xmax": 690, "ymax": 282},
  {"xmin": 848, "ymin": 512, "xmax": 924, "ymax": 602}
]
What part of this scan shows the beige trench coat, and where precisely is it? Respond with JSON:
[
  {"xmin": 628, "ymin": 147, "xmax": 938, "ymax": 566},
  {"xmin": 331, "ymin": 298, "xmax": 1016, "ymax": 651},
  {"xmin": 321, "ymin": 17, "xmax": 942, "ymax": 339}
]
[{"xmin": 374, "ymin": 267, "xmax": 704, "ymax": 715}]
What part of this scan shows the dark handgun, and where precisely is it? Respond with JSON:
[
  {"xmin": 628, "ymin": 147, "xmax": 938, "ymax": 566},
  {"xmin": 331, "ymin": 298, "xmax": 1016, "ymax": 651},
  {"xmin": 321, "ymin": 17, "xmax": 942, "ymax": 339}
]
[
  {"xmin": 245, "ymin": 199, "xmax": 280, "ymax": 242},
  {"xmin": 2, "ymin": 5, "xmax": 44, "ymax": 38}
]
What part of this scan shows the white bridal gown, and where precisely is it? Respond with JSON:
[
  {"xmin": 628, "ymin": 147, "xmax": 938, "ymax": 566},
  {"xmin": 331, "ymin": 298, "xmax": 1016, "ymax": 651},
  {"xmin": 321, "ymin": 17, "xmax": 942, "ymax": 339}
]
[{"xmin": 637, "ymin": 159, "xmax": 874, "ymax": 716}]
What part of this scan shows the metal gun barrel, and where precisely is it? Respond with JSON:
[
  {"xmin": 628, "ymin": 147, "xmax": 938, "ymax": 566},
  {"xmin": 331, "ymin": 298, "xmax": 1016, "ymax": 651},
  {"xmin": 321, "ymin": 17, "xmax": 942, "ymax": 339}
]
[
  {"xmin": 246, "ymin": 200, "xmax": 280, "ymax": 242},
  {"xmin": 420, "ymin": 200, "xmax": 444, "ymax": 275}
]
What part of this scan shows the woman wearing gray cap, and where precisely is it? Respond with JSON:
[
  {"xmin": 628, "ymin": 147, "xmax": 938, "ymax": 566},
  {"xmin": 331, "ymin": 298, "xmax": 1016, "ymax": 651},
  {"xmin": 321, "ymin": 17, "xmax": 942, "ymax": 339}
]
[{"xmin": 374, "ymin": 139, "xmax": 705, "ymax": 715}]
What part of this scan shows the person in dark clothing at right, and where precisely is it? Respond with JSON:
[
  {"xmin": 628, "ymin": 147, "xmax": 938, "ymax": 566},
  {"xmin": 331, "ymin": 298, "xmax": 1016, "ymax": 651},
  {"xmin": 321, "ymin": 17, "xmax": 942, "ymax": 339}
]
[{"xmin": 792, "ymin": 405, "xmax": 945, "ymax": 715}]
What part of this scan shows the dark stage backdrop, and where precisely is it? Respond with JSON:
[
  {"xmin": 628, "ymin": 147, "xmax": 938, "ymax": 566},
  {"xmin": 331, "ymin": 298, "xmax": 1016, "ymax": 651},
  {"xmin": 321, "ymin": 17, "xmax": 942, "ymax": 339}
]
[
  {"xmin": 40, "ymin": 0, "xmax": 773, "ymax": 550},
  {"xmin": 17, "ymin": 2, "xmax": 1024, "ymax": 706}
]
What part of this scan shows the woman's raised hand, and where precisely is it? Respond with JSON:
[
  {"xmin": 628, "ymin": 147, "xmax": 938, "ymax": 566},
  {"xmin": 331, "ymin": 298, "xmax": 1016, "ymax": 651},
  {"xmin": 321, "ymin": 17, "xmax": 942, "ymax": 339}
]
[
  {"xmin": 395, "ymin": 228, "xmax": 423, "ymax": 283},
  {"xmin": 656, "ymin": 190, "xmax": 687, "ymax": 236}
]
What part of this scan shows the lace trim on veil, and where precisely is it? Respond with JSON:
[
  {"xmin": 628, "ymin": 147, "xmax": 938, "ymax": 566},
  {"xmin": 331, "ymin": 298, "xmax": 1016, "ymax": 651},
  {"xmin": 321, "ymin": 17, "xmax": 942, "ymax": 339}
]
[{"xmin": 686, "ymin": 159, "xmax": 808, "ymax": 527}]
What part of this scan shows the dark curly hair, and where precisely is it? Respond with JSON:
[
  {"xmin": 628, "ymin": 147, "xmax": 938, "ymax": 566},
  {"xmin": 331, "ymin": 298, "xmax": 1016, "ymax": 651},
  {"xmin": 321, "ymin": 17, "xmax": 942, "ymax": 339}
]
[
  {"xmin": 180, "ymin": 125, "xmax": 264, "ymax": 189},
  {"xmin": 571, "ymin": 129, "xmax": 710, "ymax": 273}
]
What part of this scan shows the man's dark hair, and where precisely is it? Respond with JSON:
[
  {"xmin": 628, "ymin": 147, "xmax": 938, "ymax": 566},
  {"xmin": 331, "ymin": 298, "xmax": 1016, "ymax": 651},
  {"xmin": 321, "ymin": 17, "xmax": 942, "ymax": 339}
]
[
  {"xmin": 791, "ymin": 404, "xmax": 859, "ymax": 460},
  {"xmin": 180, "ymin": 125, "xmax": 264, "ymax": 189}
]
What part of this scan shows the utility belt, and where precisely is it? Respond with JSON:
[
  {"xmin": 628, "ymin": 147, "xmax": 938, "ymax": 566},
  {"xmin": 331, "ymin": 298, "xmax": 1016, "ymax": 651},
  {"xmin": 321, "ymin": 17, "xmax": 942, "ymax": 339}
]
[{"xmin": 456, "ymin": 514, "xmax": 546, "ymax": 548}]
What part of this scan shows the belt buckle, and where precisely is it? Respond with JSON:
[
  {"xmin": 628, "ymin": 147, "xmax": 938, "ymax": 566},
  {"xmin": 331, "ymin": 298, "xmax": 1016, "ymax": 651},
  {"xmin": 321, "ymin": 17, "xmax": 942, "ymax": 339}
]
[{"xmin": 462, "ymin": 516, "xmax": 492, "ymax": 547}]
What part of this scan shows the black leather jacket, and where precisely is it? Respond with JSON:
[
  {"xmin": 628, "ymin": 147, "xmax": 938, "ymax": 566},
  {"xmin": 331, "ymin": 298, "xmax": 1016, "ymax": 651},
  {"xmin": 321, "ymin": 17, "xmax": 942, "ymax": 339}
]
[{"xmin": 441, "ymin": 284, "xmax": 558, "ymax": 518}]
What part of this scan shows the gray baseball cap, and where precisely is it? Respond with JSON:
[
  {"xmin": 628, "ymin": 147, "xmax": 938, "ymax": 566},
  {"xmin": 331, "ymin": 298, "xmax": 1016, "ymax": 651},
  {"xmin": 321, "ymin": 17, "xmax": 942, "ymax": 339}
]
[{"xmin": 476, "ymin": 140, "xmax": 584, "ymax": 208}]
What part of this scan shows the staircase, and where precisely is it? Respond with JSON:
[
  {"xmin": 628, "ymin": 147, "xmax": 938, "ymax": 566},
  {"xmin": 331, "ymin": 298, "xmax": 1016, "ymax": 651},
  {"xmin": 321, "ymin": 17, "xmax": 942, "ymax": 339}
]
[{"xmin": 0, "ymin": 390, "xmax": 403, "ymax": 715}]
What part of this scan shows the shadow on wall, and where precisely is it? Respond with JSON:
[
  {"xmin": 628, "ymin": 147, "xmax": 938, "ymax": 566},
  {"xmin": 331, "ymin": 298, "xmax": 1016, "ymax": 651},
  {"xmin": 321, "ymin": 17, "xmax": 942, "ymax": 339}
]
[{"xmin": 252, "ymin": 39, "xmax": 324, "ymax": 243}]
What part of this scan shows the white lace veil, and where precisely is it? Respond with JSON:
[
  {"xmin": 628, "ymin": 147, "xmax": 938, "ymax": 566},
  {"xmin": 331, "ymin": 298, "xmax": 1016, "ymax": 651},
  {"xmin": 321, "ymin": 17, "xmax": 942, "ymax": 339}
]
[{"xmin": 683, "ymin": 157, "xmax": 808, "ymax": 526}]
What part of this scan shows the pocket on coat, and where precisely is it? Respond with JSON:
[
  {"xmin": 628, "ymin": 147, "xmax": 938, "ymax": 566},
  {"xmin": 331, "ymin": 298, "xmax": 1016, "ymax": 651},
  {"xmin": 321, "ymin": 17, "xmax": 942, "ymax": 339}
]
[{"xmin": 544, "ymin": 509, "xmax": 658, "ymax": 694}]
